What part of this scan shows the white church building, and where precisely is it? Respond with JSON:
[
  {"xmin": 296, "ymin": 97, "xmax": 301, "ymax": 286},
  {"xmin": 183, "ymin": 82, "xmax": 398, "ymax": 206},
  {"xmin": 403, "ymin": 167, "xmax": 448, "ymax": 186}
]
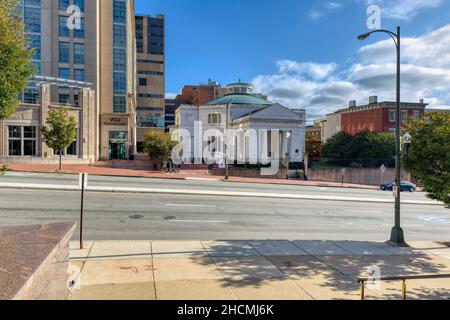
[{"xmin": 171, "ymin": 89, "xmax": 306, "ymax": 166}]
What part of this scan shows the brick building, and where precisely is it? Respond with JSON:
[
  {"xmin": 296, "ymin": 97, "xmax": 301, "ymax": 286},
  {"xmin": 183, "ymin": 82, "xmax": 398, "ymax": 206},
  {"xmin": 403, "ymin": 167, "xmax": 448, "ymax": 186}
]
[
  {"xmin": 320, "ymin": 96, "xmax": 428, "ymax": 142},
  {"xmin": 175, "ymin": 80, "xmax": 227, "ymax": 106}
]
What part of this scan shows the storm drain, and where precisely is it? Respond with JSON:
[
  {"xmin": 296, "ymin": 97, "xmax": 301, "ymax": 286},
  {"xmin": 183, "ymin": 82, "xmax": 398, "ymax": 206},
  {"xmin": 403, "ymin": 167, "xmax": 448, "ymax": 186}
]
[{"xmin": 130, "ymin": 214, "xmax": 144, "ymax": 220}]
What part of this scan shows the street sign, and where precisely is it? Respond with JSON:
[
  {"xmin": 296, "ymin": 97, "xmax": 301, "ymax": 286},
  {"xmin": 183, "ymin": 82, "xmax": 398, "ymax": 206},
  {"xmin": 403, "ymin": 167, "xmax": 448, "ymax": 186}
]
[
  {"xmin": 341, "ymin": 168, "xmax": 346, "ymax": 176},
  {"xmin": 79, "ymin": 173, "xmax": 88, "ymax": 188},
  {"xmin": 218, "ymin": 158, "xmax": 225, "ymax": 169}
]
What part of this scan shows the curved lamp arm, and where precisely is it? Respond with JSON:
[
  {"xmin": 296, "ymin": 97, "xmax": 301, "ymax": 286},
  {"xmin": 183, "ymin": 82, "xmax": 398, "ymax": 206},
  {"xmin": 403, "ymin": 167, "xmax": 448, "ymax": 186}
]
[{"xmin": 357, "ymin": 29, "xmax": 399, "ymax": 48}]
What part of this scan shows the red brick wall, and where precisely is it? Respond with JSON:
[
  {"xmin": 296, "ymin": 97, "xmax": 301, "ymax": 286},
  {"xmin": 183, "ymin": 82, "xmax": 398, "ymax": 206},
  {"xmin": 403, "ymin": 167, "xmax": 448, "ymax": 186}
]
[
  {"xmin": 341, "ymin": 108, "xmax": 384, "ymax": 134},
  {"xmin": 175, "ymin": 86, "xmax": 215, "ymax": 106},
  {"xmin": 342, "ymin": 107, "xmax": 425, "ymax": 135}
]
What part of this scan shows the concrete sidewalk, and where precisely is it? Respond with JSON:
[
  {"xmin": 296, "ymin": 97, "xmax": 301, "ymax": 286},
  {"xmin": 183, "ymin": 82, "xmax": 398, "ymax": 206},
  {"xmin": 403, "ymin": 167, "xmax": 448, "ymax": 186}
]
[
  {"xmin": 6, "ymin": 163, "xmax": 379, "ymax": 190},
  {"xmin": 69, "ymin": 240, "xmax": 450, "ymax": 300}
]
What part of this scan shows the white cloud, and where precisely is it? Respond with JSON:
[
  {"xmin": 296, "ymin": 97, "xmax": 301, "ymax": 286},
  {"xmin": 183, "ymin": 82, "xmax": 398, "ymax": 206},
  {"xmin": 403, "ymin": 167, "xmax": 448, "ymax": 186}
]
[
  {"xmin": 252, "ymin": 24, "xmax": 450, "ymax": 122},
  {"xmin": 309, "ymin": 1, "xmax": 343, "ymax": 20},
  {"xmin": 363, "ymin": 0, "xmax": 443, "ymax": 20},
  {"xmin": 276, "ymin": 60, "xmax": 338, "ymax": 80},
  {"xmin": 165, "ymin": 92, "xmax": 178, "ymax": 99}
]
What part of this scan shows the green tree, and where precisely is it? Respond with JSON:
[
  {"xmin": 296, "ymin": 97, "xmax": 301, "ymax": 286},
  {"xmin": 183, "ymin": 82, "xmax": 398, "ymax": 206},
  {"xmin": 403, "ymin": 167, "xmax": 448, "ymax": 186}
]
[
  {"xmin": 321, "ymin": 132, "xmax": 354, "ymax": 160},
  {"xmin": 0, "ymin": 0, "xmax": 35, "ymax": 120},
  {"xmin": 305, "ymin": 134, "xmax": 322, "ymax": 159},
  {"xmin": 321, "ymin": 131, "xmax": 395, "ymax": 167},
  {"xmin": 403, "ymin": 112, "xmax": 450, "ymax": 207},
  {"xmin": 42, "ymin": 108, "xmax": 77, "ymax": 171},
  {"xmin": 143, "ymin": 130, "xmax": 177, "ymax": 170}
]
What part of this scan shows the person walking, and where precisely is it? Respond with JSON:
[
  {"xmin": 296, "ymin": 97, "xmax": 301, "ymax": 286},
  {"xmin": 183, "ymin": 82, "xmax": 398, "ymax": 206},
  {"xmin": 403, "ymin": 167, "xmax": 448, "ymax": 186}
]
[{"xmin": 166, "ymin": 158, "xmax": 174, "ymax": 175}]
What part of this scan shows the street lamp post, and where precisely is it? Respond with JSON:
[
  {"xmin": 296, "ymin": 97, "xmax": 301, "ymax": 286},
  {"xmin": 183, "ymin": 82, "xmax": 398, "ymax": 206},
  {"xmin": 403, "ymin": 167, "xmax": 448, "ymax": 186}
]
[
  {"xmin": 224, "ymin": 102, "xmax": 231, "ymax": 181},
  {"xmin": 357, "ymin": 26, "xmax": 405, "ymax": 245}
]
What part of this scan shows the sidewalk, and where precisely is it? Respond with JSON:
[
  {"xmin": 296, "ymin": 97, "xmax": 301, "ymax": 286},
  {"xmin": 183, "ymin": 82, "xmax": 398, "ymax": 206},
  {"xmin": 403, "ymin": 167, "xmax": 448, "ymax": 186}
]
[
  {"xmin": 69, "ymin": 240, "xmax": 450, "ymax": 300},
  {"xmin": 7, "ymin": 163, "xmax": 379, "ymax": 190}
]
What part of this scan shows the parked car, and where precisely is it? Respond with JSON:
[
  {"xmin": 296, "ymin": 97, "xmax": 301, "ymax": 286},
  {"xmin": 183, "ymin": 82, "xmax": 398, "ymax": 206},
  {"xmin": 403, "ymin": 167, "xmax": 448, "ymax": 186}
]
[{"xmin": 380, "ymin": 181, "xmax": 417, "ymax": 192}]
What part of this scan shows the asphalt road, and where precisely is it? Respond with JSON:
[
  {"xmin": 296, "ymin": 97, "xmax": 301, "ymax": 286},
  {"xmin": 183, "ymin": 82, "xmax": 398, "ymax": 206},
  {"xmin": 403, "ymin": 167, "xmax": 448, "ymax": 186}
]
[{"xmin": 0, "ymin": 174, "xmax": 449, "ymax": 241}]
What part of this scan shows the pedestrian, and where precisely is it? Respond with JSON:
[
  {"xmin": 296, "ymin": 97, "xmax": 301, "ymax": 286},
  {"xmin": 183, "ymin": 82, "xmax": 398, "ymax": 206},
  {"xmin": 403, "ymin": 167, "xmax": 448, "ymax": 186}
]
[{"xmin": 166, "ymin": 158, "xmax": 174, "ymax": 174}]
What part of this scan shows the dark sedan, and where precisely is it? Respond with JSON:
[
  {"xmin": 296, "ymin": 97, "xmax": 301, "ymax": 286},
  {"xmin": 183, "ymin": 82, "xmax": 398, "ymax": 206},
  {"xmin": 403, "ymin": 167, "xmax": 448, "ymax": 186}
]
[{"xmin": 380, "ymin": 181, "xmax": 417, "ymax": 192}]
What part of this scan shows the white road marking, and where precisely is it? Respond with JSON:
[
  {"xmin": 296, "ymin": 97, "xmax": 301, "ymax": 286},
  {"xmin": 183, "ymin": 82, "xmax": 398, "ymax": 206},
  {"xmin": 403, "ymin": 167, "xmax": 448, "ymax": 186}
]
[
  {"xmin": 165, "ymin": 204, "xmax": 216, "ymax": 208},
  {"xmin": 168, "ymin": 219, "xmax": 230, "ymax": 223},
  {"xmin": 184, "ymin": 177, "xmax": 221, "ymax": 181}
]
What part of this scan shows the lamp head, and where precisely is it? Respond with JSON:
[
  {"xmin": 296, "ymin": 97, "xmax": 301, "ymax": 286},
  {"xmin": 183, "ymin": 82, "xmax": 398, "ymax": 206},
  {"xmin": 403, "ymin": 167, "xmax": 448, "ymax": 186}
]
[{"xmin": 357, "ymin": 33, "xmax": 370, "ymax": 41}]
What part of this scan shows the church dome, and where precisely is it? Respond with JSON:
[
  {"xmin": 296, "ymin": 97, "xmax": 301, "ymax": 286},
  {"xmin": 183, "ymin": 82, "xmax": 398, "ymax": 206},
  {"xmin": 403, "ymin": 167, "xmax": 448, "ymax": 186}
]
[{"xmin": 207, "ymin": 94, "xmax": 272, "ymax": 106}]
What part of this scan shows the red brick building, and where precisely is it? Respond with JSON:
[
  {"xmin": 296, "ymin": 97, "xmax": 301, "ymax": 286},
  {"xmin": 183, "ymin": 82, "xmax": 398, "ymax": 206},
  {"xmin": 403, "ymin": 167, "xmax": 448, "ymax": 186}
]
[
  {"xmin": 340, "ymin": 97, "xmax": 427, "ymax": 135},
  {"xmin": 175, "ymin": 80, "xmax": 227, "ymax": 106}
]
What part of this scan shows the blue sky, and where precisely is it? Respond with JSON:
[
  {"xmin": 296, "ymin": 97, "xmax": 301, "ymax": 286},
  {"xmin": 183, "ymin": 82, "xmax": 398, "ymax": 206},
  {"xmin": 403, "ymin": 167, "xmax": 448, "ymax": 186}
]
[{"xmin": 136, "ymin": 0, "xmax": 450, "ymax": 119}]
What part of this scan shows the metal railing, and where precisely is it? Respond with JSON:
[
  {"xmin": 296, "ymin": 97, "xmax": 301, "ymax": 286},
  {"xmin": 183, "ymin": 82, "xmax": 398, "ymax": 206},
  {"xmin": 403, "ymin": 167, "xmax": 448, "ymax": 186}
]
[{"xmin": 358, "ymin": 274, "xmax": 450, "ymax": 300}]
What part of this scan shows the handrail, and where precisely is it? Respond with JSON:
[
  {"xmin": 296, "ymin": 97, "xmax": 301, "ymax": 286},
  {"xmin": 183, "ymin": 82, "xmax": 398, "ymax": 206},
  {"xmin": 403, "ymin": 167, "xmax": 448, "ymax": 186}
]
[{"xmin": 358, "ymin": 274, "xmax": 450, "ymax": 300}]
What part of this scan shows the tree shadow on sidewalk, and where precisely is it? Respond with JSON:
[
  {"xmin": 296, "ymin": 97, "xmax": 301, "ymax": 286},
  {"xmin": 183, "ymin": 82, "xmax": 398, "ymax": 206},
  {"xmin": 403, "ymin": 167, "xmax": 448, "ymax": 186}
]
[{"xmin": 188, "ymin": 240, "xmax": 450, "ymax": 300}]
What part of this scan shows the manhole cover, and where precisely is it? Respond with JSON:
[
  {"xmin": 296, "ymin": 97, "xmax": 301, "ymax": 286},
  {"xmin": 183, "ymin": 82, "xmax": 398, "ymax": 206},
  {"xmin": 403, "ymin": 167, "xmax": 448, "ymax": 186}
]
[
  {"xmin": 164, "ymin": 216, "xmax": 176, "ymax": 221},
  {"xmin": 130, "ymin": 215, "xmax": 144, "ymax": 220}
]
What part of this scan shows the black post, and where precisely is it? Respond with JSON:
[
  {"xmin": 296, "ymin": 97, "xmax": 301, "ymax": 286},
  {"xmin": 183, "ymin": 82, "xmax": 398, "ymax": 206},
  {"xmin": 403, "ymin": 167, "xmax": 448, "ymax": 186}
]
[
  {"xmin": 80, "ymin": 173, "xmax": 85, "ymax": 250},
  {"xmin": 224, "ymin": 102, "xmax": 230, "ymax": 181},
  {"xmin": 390, "ymin": 26, "xmax": 405, "ymax": 245}
]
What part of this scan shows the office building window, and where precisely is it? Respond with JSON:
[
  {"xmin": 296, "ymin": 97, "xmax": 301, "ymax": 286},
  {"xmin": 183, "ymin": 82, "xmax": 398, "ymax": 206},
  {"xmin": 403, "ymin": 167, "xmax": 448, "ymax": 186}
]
[
  {"xmin": 113, "ymin": 48, "xmax": 126, "ymax": 71},
  {"xmin": 113, "ymin": 72, "xmax": 126, "ymax": 95},
  {"xmin": 55, "ymin": 136, "xmax": 78, "ymax": 156},
  {"xmin": 74, "ymin": 0, "xmax": 84, "ymax": 12},
  {"xmin": 74, "ymin": 69, "xmax": 85, "ymax": 81},
  {"xmin": 59, "ymin": 42, "xmax": 70, "ymax": 63},
  {"xmin": 27, "ymin": 34, "xmax": 41, "ymax": 60},
  {"xmin": 113, "ymin": 0, "xmax": 126, "ymax": 24},
  {"xmin": 137, "ymin": 115, "xmax": 165, "ymax": 128},
  {"xmin": 59, "ymin": 68, "xmax": 70, "ymax": 79},
  {"xmin": 59, "ymin": 16, "xmax": 69, "ymax": 37},
  {"xmin": 8, "ymin": 126, "xmax": 37, "ymax": 156},
  {"xmin": 59, "ymin": 0, "xmax": 70, "ymax": 11},
  {"xmin": 24, "ymin": 6, "xmax": 41, "ymax": 33},
  {"xmin": 74, "ymin": 43, "xmax": 84, "ymax": 64},
  {"xmin": 113, "ymin": 25, "xmax": 127, "ymax": 47},
  {"xmin": 402, "ymin": 110, "xmax": 408, "ymax": 123},
  {"xmin": 66, "ymin": 139, "xmax": 77, "ymax": 155},
  {"xmin": 208, "ymin": 113, "xmax": 222, "ymax": 124},
  {"xmin": 74, "ymin": 17, "xmax": 85, "ymax": 38},
  {"xmin": 113, "ymin": 96, "xmax": 127, "ymax": 113},
  {"xmin": 59, "ymin": 94, "xmax": 70, "ymax": 104},
  {"xmin": 22, "ymin": 87, "xmax": 40, "ymax": 104},
  {"xmin": 389, "ymin": 110, "xmax": 396, "ymax": 122},
  {"xmin": 139, "ymin": 78, "xmax": 147, "ymax": 86}
]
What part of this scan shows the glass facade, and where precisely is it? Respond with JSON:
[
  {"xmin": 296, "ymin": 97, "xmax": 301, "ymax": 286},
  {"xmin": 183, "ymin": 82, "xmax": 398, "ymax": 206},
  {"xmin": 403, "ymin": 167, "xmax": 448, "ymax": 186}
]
[
  {"xmin": 137, "ymin": 115, "xmax": 165, "ymax": 128},
  {"xmin": 112, "ymin": 0, "xmax": 128, "ymax": 114},
  {"xmin": 19, "ymin": 0, "xmax": 41, "ymax": 103}
]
